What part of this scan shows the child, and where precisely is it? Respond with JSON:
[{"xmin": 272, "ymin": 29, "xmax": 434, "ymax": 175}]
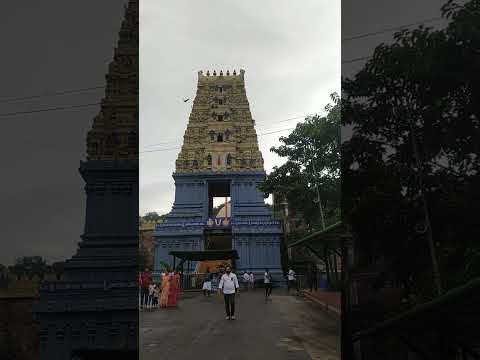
[
  {"xmin": 148, "ymin": 282, "xmax": 155, "ymax": 309},
  {"xmin": 202, "ymin": 269, "xmax": 212, "ymax": 297},
  {"xmin": 152, "ymin": 284, "xmax": 160, "ymax": 308},
  {"xmin": 249, "ymin": 271, "xmax": 255, "ymax": 291}
]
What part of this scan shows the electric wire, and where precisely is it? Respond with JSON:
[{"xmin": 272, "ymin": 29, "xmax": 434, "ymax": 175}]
[
  {"xmin": 342, "ymin": 16, "xmax": 443, "ymax": 42},
  {"xmin": 0, "ymin": 102, "xmax": 101, "ymax": 117},
  {"xmin": 0, "ymin": 86, "xmax": 104, "ymax": 104}
]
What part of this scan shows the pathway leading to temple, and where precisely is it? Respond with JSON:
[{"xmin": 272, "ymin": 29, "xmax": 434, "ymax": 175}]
[{"xmin": 140, "ymin": 291, "xmax": 340, "ymax": 360}]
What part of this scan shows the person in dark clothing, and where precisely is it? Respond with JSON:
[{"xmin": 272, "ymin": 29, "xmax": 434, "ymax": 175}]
[{"xmin": 139, "ymin": 267, "xmax": 152, "ymax": 309}]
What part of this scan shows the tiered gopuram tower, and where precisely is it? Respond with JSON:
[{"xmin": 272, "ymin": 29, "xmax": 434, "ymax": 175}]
[
  {"xmin": 35, "ymin": 1, "xmax": 138, "ymax": 359},
  {"xmin": 154, "ymin": 69, "xmax": 283, "ymax": 277}
]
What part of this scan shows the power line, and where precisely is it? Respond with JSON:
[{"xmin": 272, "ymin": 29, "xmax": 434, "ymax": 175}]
[
  {"xmin": 140, "ymin": 146, "xmax": 181, "ymax": 154},
  {"xmin": 143, "ymin": 140, "xmax": 180, "ymax": 148},
  {"xmin": 140, "ymin": 127, "xmax": 297, "ymax": 154},
  {"xmin": 0, "ymin": 86, "xmax": 105, "ymax": 104},
  {"xmin": 342, "ymin": 17, "xmax": 446, "ymax": 65},
  {"xmin": 258, "ymin": 127, "xmax": 296, "ymax": 136},
  {"xmin": 342, "ymin": 55, "xmax": 372, "ymax": 65},
  {"xmin": 143, "ymin": 113, "xmax": 319, "ymax": 149},
  {"xmin": 0, "ymin": 102, "xmax": 101, "ymax": 117},
  {"xmin": 256, "ymin": 112, "xmax": 320, "ymax": 125},
  {"xmin": 342, "ymin": 16, "xmax": 443, "ymax": 42},
  {"xmin": 0, "ymin": 18, "xmax": 443, "ymax": 107}
]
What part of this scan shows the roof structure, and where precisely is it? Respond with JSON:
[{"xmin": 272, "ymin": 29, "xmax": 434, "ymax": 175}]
[
  {"xmin": 288, "ymin": 222, "xmax": 347, "ymax": 257},
  {"xmin": 169, "ymin": 250, "xmax": 239, "ymax": 262}
]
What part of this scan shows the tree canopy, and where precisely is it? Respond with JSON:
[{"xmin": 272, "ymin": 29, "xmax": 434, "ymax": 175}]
[
  {"xmin": 342, "ymin": 0, "xmax": 480, "ymax": 298},
  {"xmin": 9, "ymin": 256, "xmax": 50, "ymax": 280},
  {"xmin": 260, "ymin": 93, "xmax": 341, "ymax": 231},
  {"xmin": 142, "ymin": 212, "xmax": 163, "ymax": 222}
]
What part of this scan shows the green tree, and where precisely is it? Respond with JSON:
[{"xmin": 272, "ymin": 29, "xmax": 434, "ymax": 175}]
[
  {"xmin": 143, "ymin": 212, "xmax": 161, "ymax": 222},
  {"xmin": 11, "ymin": 256, "xmax": 49, "ymax": 280},
  {"xmin": 342, "ymin": 0, "xmax": 480, "ymax": 298},
  {"xmin": 260, "ymin": 93, "xmax": 341, "ymax": 231},
  {"xmin": 138, "ymin": 244, "xmax": 150, "ymax": 270}
]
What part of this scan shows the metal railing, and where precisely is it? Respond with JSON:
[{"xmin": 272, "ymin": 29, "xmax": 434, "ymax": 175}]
[
  {"xmin": 152, "ymin": 272, "xmax": 220, "ymax": 291},
  {"xmin": 150, "ymin": 271, "xmax": 332, "ymax": 292}
]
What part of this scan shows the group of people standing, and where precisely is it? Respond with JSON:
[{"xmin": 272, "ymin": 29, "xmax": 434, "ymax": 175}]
[
  {"xmin": 242, "ymin": 271, "xmax": 256, "ymax": 290},
  {"xmin": 139, "ymin": 267, "xmax": 181, "ymax": 309},
  {"xmin": 140, "ymin": 264, "xmax": 305, "ymax": 319}
]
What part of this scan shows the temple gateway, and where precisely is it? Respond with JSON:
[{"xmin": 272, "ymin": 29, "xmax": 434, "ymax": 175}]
[{"xmin": 154, "ymin": 69, "xmax": 283, "ymax": 278}]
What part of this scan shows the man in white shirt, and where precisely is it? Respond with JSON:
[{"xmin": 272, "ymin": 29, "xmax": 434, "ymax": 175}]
[
  {"xmin": 287, "ymin": 268, "xmax": 299, "ymax": 295},
  {"xmin": 218, "ymin": 265, "xmax": 239, "ymax": 320},
  {"xmin": 264, "ymin": 268, "xmax": 272, "ymax": 301}
]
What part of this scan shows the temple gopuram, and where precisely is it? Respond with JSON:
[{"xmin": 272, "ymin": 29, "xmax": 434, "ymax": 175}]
[
  {"xmin": 34, "ymin": 1, "xmax": 138, "ymax": 359},
  {"xmin": 154, "ymin": 69, "xmax": 283, "ymax": 279}
]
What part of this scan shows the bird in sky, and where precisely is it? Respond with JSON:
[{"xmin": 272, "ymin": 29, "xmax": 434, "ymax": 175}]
[{"xmin": 182, "ymin": 98, "xmax": 190, "ymax": 103}]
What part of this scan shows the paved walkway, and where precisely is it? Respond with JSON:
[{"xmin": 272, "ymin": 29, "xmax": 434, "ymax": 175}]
[{"xmin": 140, "ymin": 290, "xmax": 340, "ymax": 360}]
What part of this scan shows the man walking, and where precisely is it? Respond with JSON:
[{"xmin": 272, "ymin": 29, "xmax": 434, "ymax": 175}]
[
  {"xmin": 287, "ymin": 267, "xmax": 299, "ymax": 295},
  {"xmin": 218, "ymin": 265, "xmax": 239, "ymax": 320},
  {"xmin": 264, "ymin": 268, "xmax": 272, "ymax": 302}
]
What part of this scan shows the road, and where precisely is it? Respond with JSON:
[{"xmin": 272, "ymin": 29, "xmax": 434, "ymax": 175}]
[{"xmin": 140, "ymin": 290, "xmax": 340, "ymax": 360}]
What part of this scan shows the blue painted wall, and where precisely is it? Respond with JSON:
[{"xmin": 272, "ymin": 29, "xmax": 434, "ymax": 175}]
[{"xmin": 154, "ymin": 171, "xmax": 283, "ymax": 277}]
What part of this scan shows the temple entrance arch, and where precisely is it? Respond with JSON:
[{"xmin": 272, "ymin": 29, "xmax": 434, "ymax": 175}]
[{"xmin": 208, "ymin": 180, "xmax": 231, "ymax": 218}]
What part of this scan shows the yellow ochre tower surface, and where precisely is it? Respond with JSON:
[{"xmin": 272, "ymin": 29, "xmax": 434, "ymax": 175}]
[{"xmin": 175, "ymin": 69, "xmax": 265, "ymax": 174}]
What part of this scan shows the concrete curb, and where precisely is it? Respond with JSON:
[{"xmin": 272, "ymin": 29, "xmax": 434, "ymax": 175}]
[{"xmin": 301, "ymin": 291, "xmax": 341, "ymax": 319}]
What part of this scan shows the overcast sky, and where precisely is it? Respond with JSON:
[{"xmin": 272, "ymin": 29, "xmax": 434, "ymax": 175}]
[
  {"xmin": 0, "ymin": 1, "xmax": 126, "ymax": 265},
  {"xmin": 0, "ymin": 1, "xmax": 447, "ymax": 266},
  {"xmin": 139, "ymin": 0, "xmax": 341, "ymax": 215}
]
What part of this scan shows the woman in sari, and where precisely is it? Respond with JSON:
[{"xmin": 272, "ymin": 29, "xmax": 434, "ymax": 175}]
[
  {"xmin": 159, "ymin": 272, "xmax": 170, "ymax": 308},
  {"xmin": 167, "ymin": 271, "xmax": 179, "ymax": 307}
]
